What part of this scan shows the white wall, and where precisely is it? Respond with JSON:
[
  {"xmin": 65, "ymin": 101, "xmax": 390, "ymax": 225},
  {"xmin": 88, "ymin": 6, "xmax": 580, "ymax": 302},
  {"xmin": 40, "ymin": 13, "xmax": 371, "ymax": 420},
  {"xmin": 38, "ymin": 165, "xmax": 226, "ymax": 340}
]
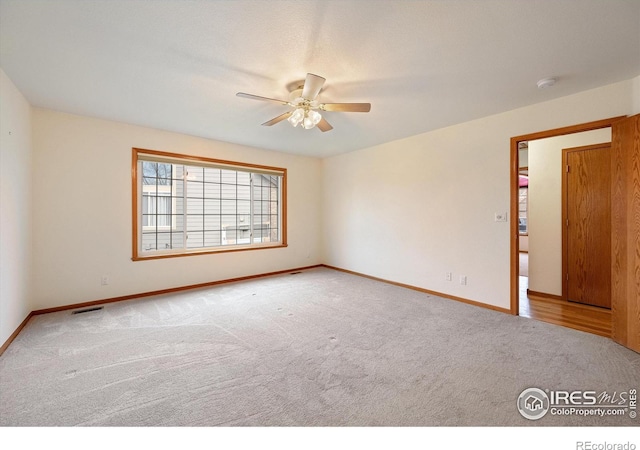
[
  {"xmin": 527, "ymin": 129, "xmax": 611, "ymax": 296},
  {"xmin": 322, "ymin": 78, "xmax": 636, "ymax": 310},
  {"xmin": 31, "ymin": 109, "xmax": 322, "ymax": 310},
  {"xmin": 633, "ymin": 75, "xmax": 640, "ymax": 115},
  {"xmin": 0, "ymin": 69, "xmax": 33, "ymax": 344},
  {"xmin": 519, "ymin": 148, "xmax": 528, "ymax": 168}
]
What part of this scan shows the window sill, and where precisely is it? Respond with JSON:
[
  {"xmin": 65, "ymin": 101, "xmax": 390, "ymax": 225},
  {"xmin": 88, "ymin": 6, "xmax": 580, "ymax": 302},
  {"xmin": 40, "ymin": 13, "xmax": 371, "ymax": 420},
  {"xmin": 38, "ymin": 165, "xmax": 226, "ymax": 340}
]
[{"xmin": 132, "ymin": 242, "xmax": 287, "ymax": 261}]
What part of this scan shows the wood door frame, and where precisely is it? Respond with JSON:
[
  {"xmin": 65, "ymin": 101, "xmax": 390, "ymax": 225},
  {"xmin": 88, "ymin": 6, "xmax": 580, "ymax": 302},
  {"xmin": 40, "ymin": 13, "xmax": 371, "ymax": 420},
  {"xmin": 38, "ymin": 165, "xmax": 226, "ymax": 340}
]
[
  {"xmin": 509, "ymin": 116, "xmax": 626, "ymax": 315},
  {"xmin": 561, "ymin": 143, "xmax": 611, "ymax": 304}
]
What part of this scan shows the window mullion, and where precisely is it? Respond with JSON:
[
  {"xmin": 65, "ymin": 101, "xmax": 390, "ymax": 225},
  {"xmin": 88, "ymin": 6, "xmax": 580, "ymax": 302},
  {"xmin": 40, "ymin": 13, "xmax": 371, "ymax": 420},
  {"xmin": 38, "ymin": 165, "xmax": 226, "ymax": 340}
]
[
  {"xmin": 182, "ymin": 165, "xmax": 188, "ymax": 250},
  {"xmin": 168, "ymin": 165, "xmax": 172, "ymax": 250},
  {"xmin": 249, "ymin": 173, "xmax": 254, "ymax": 245},
  {"xmin": 154, "ymin": 170, "xmax": 159, "ymax": 250},
  {"xmin": 202, "ymin": 168, "xmax": 205, "ymax": 248}
]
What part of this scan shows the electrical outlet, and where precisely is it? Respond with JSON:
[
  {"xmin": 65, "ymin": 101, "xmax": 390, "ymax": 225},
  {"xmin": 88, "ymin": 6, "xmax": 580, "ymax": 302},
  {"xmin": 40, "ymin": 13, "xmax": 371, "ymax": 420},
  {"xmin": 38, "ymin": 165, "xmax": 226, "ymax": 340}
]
[
  {"xmin": 460, "ymin": 275, "xmax": 467, "ymax": 285},
  {"xmin": 446, "ymin": 272, "xmax": 452, "ymax": 281},
  {"xmin": 101, "ymin": 276, "xmax": 109, "ymax": 286},
  {"xmin": 494, "ymin": 212, "xmax": 508, "ymax": 222}
]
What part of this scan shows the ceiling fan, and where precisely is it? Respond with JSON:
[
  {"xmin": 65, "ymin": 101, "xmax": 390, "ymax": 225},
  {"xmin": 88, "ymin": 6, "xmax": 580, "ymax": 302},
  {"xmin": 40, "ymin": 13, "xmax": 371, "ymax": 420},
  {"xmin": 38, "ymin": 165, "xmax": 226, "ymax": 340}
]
[{"xmin": 236, "ymin": 73, "xmax": 371, "ymax": 132}]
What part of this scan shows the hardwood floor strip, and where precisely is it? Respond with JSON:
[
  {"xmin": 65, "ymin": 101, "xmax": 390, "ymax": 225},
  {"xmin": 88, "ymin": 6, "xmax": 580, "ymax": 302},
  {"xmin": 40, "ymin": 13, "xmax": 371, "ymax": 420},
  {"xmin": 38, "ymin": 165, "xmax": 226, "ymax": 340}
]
[{"xmin": 520, "ymin": 293, "xmax": 611, "ymax": 337}]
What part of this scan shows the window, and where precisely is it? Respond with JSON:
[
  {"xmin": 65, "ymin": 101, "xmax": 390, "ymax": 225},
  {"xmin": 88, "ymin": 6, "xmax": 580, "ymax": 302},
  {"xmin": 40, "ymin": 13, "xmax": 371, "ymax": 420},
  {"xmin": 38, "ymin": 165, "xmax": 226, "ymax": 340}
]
[
  {"xmin": 519, "ymin": 187, "xmax": 528, "ymax": 234},
  {"xmin": 519, "ymin": 169, "xmax": 528, "ymax": 234},
  {"xmin": 132, "ymin": 148, "xmax": 286, "ymax": 260}
]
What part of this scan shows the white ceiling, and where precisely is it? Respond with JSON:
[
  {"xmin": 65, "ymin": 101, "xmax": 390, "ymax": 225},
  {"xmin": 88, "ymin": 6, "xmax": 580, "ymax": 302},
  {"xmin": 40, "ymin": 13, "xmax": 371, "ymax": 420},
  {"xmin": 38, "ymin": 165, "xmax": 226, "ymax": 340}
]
[{"xmin": 1, "ymin": 0, "xmax": 639, "ymax": 157}]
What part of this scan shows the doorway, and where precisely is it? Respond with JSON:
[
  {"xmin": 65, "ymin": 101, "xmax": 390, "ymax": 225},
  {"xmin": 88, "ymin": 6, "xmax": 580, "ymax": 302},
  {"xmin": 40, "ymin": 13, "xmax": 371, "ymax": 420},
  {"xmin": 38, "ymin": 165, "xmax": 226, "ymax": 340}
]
[{"xmin": 510, "ymin": 117, "xmax": 624, "ymax": 336}]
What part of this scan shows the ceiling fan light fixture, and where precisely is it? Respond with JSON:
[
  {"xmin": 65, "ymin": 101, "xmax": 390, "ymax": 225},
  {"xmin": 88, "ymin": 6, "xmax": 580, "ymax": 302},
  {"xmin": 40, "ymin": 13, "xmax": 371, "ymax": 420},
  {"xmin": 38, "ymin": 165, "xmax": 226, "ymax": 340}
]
[
  {"xmin": 289, "ymin": 108, "xmax": 322, "ymax": 129},
  {"xmin": 303, "ymin": 116, "xmax": 315, "ymax": 129},
  {"xmin": 309, "ymin": 110, "xmax": 322, "ymax": 125},
  {"xmin": 288, "ymin": 108, "xmax": 305, "ymax": 127}
]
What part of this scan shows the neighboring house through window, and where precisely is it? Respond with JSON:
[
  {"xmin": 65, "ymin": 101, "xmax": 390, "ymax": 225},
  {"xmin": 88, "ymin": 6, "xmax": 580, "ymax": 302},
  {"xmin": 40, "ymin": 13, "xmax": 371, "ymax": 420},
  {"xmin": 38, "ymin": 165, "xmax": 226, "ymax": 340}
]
[
  {"xmin": 132, "ymin": 148, "xmax": 286, "ymax": 260},
  {"xmin": 519, "ymin": 172, "xmax": 528, "ymax": 234}
]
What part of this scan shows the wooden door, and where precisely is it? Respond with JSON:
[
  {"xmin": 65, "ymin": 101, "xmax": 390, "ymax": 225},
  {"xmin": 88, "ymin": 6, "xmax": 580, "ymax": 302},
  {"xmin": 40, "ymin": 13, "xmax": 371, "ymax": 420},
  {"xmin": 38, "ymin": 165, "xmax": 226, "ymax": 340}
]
[
  {"xmin": 562, "ymin": 144, "xmax": 611, "ymax": 308},
  {"xmin": 611, "ymin": 114, "xmax": 640, "ymax": 353}
]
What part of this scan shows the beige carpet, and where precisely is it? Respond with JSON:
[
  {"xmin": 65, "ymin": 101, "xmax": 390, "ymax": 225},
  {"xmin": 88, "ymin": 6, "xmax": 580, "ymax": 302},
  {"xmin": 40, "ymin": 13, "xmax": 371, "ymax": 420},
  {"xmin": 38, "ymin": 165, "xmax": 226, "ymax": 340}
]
[{"xmin": 1, "ymin": 267, "xmax": 638, "ymax": 426}]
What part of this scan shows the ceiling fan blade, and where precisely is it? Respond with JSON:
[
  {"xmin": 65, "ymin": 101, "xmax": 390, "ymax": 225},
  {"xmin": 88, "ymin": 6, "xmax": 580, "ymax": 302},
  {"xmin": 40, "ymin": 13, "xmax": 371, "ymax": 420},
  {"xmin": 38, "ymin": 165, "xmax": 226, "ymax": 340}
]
[
  {"xmin": 236, "ymin": 92, "xmax": 289, "ymax": 105},
  {"xmin": 261, "ymin": 111, "xmax": 292, "ymax": 126},
  {"xmin": 301, "ymin": 73, "xmax": 326, "ymax": 100},
  {"xmin": 321, "ymin": 103, "xmax": 371, "ymax": 112},
  {"xmin": 317, "ymin": 117, "xmax": 333, "ymax": 132}
]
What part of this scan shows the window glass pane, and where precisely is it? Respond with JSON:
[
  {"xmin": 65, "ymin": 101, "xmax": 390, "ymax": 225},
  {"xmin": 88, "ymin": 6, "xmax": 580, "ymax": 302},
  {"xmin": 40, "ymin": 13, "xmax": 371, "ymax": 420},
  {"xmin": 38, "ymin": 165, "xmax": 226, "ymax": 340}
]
[
  {"xmin": 204, "ymin": 231, "xmax": 221, "ymax": 247},
  {"xmin": 204, "ymin": 199, "xmax": 220, "ymax": 214},
  {"xmin": 221, "ymin": 184, "xmax": 236, "ymax": 199},
  {"xmin": 237, "ymin": 199, "xmax": 250, "ymax": 215},
  {"xmin": 171, "ymin": 232, "xmax": 184, "ymax": 246},
  {"xmin": 237, "ymin": 217, "xmax": 250, "ymax": 231},
  {"xmin": 221, "ymin": 199, "xmax": 237, "ymax": 214},
  {"xmin": 156, "ymin": 232, "xmax": 172, "ymax": 249},
  {"xmin": 142, "ymin": 194, "xmax": 150, "ymax": 213},
  {"xmin": 237, "ymin": 228, "xmax": 251, "ymax": 244},
  {"xmin": 237, "ymin": 171, "xmax": 250, "ymax": 185},
  {"xmin": 253, "ymin": 185, "xmax": 262, "ymax": 200},
  {"xmin": 137, "ymin": 152, "xmax": 283, "ymax": 257},
  {"xmin": 187, "ymin": 215, "xmax": 204, "ymax": 231},
  {"xmin": 186, "ymin": 166, "xmax": 204, "ymax": 182},
  {"xmin": 187, "ymin": 181, "xmax": 203, "ymax": 197},
  {"xmin": 204, "ymin": 183, "xmax": 221, "ymax": 198},
  {"xmin": 187, "ymin": 232, "xmax": 203, "ymax": 248},
  {"xmin": 256, "ymin": 174, "xmax": 268, "ymax": 187},
  {"xmin": 141, "ymin": 232, "xmax": 157, "ymax": 250},
  {"xmin": 157, "ymin": 196, "xmax": 171, "ymax": 214},
  {"xmin": 221, "ymin": 215, "xmax": 237, "ymax": 230},
  {"xmin": 187, "ymin": 198, "xmax": 203, "ymax": 213},
  {"xmin": 222, "ymin": 215, "xmax": 238, "ymax": 245},
  {"xmin": 142, "ymin": 162, "xmax": 172, "ymax": 185},
  {"xmin": 204, "ymin": 215, "xmax": 221, "ymax": 230},
  {"xmin": 174, "ymin": 212, "xmax": 184, "ymax": 230},
  {"xmin": 221, "ymin": 170, "xmax": 236, "ymax": 184},
  {"xmin": 237, "ymin": 184, "xmax": 250, "ymax": 200},
  {"xmin": 142, "ymin": 214, "xmax": 155, "ymax": 227},
  {"xmin": 157, "ymin": 214, "xmax": 171, "ymax": 227},
  {"xmin": 157, "ymin": 164, "xmax": 172, "ymax": 185},
  {"xmin": 173, "ymin": 196, "xmax": 184, "ymax": 215},
  {"xmin": 142, "ymin": 161, "xmax": 157, "ymax": 178},
  {"xmin": 252, "ymin": 214, "xmax": 264, "ymax": 227},
  {"xmin": 204, "ymin": 167, "xmax": 221, "ymax": 183}
]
